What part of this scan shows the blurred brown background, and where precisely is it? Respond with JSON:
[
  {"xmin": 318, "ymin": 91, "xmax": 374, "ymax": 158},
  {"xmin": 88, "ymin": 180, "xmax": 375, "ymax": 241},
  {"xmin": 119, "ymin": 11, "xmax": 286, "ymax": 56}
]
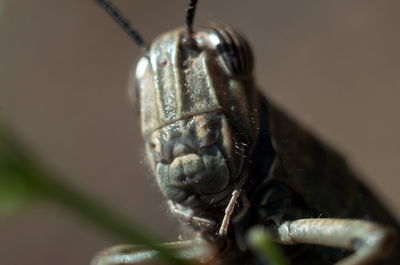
[{"xmin": 0, "ymin": 0, "xmax": 399, "ymax": 264}]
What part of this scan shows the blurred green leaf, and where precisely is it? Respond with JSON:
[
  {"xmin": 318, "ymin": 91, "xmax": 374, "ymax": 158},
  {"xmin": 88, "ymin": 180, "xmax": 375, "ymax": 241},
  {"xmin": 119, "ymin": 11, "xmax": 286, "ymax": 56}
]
[
  {"xmin": 0, "ymin": 173, "xmax": 39, "ymax": 218},
  {"xmin": 0, "ymin": 121, "xmax": 191, "ymax": 265},
  {"xmin": 0, "ymin": 124, "xmax": 43, "ymax": 217},
  {"xmin": 247, "ymin": 226, "xmax": 289, "ymax": 265}
]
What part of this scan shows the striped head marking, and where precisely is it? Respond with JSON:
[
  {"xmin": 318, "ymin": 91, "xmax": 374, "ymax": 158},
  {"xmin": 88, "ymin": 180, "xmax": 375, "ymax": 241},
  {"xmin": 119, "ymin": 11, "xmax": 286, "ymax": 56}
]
[{"xmin": 134, "ymin": 24, "xmax": 260, "ymax": 215}]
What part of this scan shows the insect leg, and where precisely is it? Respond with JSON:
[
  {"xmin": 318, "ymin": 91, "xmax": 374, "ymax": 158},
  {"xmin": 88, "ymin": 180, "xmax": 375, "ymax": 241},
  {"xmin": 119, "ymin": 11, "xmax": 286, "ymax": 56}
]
[
  {"xmin": 168, "ymin": 201, "xmax": 217, "ymax": 228},
  {"xmin": 273, "ymin": 218, "xmax": 396, "ymax": 265},
  {"xmin": 91, "ymin": 240, "xmax": 215, "ymax": 265},
  {"xmin": 218, "ymin": 189, "xmax": 241, "ymax": 236}
]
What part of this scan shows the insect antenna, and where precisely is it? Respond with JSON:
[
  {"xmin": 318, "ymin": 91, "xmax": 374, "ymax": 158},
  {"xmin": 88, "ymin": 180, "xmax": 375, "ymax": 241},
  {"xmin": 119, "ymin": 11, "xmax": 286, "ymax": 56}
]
[
  {"xmin": 95, "ymin": 0, "xmax": 148, "ymax": 51},
  {"xmin": 185, "ymin": 0, "xmax": 199, "ymax": 37}
]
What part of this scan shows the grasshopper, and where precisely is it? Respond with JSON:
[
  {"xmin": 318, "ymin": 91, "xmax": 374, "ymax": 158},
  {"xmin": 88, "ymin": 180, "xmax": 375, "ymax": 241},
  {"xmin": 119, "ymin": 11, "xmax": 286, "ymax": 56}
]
[{"xmin": 92, "ymin": 1, "xmax": 400, "ymax": 264}]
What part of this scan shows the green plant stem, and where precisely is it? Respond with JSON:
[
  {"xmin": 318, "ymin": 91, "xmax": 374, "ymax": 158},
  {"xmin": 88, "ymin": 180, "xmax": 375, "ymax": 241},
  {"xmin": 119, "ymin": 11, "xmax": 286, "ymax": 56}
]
[
  {"xmin": 0, "ymin": 124, "xmax": 192, "ymax": 265},
  {"xmin": 39, "ymin": 174, "xmax": 190, "ymax": 265},
  {"xmin": 247, "ymin": 226, "xmax": 289, "ymax": 265}
]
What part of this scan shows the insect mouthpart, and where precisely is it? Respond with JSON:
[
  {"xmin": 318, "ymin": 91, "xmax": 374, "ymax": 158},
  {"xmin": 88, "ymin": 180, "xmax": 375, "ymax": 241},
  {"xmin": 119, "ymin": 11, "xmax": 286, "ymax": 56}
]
[{"xmin": 146, "ymin": 112, "xmax": 244, "ymax": 211}]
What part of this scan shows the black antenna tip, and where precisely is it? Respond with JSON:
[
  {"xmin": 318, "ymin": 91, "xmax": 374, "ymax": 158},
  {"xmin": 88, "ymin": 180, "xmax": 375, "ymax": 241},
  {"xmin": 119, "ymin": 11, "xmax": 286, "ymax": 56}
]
[
  {"xmin": 95, "ymin": 0, "xmax": 148, "ymax": 51},
  {"xmin": 185, "ymin": 0, "xmax": 199, "ymax": 37}
]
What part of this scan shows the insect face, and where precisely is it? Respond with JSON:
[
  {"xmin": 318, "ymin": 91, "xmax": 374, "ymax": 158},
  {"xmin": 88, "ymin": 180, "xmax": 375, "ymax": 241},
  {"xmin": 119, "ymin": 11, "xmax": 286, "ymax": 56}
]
[
  {"xmin": 134, "ymin": 25, "xmax": 260, "ymax": 223},
  {"xmin": 94, "ymin": 1, "xmax": 400, "ymax": 264}
]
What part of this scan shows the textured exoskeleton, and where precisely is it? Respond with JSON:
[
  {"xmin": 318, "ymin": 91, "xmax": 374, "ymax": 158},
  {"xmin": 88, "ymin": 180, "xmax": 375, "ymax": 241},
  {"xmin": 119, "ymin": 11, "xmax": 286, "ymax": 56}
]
[{"xmin": 93, "ymin": 1, "xmax": 400, "ymax": 264}]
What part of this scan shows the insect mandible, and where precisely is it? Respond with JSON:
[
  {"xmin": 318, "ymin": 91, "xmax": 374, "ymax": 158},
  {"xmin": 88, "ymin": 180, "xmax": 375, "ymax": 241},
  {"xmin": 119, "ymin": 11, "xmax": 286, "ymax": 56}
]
[{"xmin": 92, "ymin": 1, "xmax": 400, "ymax": 264}]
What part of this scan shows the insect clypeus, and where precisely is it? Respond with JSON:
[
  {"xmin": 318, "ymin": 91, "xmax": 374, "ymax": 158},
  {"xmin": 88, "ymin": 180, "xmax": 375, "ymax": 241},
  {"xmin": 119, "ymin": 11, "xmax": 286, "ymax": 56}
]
[{"xmin": 92, "ymin": 1, "xmax": 400, "ymax": 265}]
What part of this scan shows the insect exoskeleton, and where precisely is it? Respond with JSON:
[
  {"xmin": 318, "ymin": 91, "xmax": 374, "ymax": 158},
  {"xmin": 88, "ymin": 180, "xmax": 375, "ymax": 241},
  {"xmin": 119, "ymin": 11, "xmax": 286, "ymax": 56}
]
[
  {"xmin": 134, "ymin": 23, "xmax": 260, "ymax": 232},
  {"xmin": 94, "ymin": 1, "xmax": 400, "ymax": 264}
]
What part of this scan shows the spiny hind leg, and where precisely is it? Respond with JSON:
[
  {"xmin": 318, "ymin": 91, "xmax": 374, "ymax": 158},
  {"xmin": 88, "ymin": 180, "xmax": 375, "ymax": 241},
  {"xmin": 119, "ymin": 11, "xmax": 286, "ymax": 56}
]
[
  {"xmin": 274, "ymin": 218, "xmax": 396, "ymax": 265},
  {"xmin": 91, "ymin": 239, "xmax": 215, "ymax": 265}
]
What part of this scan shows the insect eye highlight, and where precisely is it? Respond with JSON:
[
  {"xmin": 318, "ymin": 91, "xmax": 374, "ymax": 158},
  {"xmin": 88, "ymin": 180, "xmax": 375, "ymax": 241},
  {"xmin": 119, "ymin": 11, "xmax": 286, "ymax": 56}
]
[
  {"xmin": 201, "ymin": 24, "xmax": 254, "ymax": 77},
  {"xmin": 130, "ymin": 56, "xmax": 151, "ymax": 112}
]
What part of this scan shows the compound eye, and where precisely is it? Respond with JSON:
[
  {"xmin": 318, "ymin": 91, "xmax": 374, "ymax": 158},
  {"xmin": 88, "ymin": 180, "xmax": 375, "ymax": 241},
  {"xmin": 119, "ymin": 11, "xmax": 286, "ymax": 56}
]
[
  {"xmin": 202, "ymin": 24, "xmax": 254, "ymax": 77},
  {"xmin": 130, "ymin": 56, "xmax": 151, "ymax": 112}
]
